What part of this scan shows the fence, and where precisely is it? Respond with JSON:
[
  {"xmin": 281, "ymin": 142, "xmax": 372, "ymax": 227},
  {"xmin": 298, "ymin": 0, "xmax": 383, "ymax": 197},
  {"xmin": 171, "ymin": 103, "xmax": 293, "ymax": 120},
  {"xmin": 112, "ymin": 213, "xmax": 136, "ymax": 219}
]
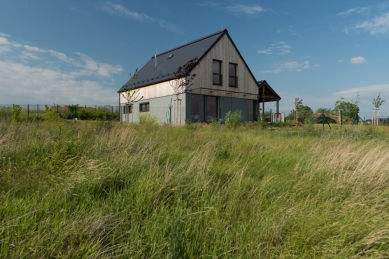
[{"xmin": 0, "ymin": 104, "xmax": 120, "ymax": 122}]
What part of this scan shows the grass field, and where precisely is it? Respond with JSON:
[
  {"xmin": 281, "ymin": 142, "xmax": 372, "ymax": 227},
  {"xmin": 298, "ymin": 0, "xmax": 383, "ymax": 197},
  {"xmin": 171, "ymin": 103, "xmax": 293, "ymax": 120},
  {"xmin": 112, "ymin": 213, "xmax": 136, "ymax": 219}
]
[{"xmin": 1, "ymin": 121, "xmax": 389, "ymax": 258}]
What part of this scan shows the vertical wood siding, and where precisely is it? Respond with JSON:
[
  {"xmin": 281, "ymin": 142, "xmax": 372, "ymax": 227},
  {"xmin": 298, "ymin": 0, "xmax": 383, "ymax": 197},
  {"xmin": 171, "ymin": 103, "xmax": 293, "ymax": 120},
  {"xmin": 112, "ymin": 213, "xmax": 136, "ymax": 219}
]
[{"xmin": 190, "ymin": 34, "xmax": 258, "ymax": 100}]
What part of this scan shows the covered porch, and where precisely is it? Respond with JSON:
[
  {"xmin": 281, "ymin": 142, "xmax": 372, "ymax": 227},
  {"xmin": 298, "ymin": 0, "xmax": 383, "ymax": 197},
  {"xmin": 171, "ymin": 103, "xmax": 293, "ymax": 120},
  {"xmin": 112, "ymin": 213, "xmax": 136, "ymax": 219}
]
[{"xmin": 257, "ymin": 80, "xmax": 282, "ymax": 120}]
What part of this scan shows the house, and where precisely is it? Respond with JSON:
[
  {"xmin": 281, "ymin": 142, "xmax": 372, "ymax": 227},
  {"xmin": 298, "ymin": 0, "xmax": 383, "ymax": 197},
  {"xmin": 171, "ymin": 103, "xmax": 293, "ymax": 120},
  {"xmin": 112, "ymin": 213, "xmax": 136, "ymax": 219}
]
[{"xmin": 118, "ymin": 29, "xmax": 281, "ymax": 124}]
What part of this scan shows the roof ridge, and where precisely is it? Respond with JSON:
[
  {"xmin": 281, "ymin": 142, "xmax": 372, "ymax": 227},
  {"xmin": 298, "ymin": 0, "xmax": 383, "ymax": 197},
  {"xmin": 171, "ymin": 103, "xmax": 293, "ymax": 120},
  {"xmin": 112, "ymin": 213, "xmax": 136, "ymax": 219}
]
[{"xmin": 152, "ymin": 29, "xmax": 227, "ymax": 58}]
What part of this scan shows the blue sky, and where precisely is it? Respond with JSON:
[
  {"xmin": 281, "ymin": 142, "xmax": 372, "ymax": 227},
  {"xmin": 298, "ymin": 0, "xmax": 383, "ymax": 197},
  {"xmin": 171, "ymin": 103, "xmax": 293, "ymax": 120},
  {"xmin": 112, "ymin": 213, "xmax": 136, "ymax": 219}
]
[{"xmin": 1, "ymin": 1, "xmax": 389, "ymax": 117}]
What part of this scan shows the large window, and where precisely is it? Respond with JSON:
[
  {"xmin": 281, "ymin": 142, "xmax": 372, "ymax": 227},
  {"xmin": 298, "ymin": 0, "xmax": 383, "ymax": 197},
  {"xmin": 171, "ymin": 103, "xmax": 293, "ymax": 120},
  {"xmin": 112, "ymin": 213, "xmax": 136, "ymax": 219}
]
[
  {"xmin": 212, "ymin": 60, "xmax": 222, "ymax": 85},
  {"xmin": 190, "ymin": 94, "xmax": 204, "ymax": 122},
  {"xmin": 139, "ymin": 102, "xmax": 149, "ymax": 112},
  {"xmin": 205, "ymin": 96, "xmax": 218, "ymax": 122},
  {"xmin": 229, "ymin": 63, "xmax": 237, "ymax": 87}
]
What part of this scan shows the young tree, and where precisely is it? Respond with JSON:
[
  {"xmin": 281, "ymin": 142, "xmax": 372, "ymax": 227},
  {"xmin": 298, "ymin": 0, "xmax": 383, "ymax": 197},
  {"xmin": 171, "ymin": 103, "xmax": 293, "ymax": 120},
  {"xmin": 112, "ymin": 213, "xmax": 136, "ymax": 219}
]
[
  {"xmin": 294, "ymin": 98, "xmax": 314, "ymax": 123},
  {"xmin": 121, "ymin": 68, "xmax": 144, "ymax": 122},
  {"xmin": 373, "ymin": 93, "xmax": 385, "ymax": 108},
  {"xmin": 372, "ymin": 93, "xmax": 385, "ymax": 125},
  {"xmin": 170, "ymin": 57, "xmax": 198, "ymax": 99},
  {"xmin": 169, "ymin": 57, "xmax": 198, "ymax": 125},
  {"xmin": 333, "ymin": 97, "xmax": 359, "ymax": 121}
]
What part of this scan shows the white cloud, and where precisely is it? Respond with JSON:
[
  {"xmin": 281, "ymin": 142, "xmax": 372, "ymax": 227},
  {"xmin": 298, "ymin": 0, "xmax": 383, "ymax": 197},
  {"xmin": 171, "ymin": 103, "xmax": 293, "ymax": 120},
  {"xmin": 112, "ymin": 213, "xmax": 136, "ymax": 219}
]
[
  {"xmin": 355, "ymin": 12, "xmax": 389, "ymax": 34},
  {"xmin": 258, "ymin": 41, "xmax": 291, "ymax": 55},
  {"xmin": 226, "ymin": 4, "xmax": 264, "ymax": 15},
  {"xmin": 331, "ymin": 84, "xmax": 389, "ymax": 111},
  {"xmin": 100, "ymin": 2, "xmax": 182, "ymax": 34},
  {"xmin": 349, "ymin": 56, "xmax": 367, "ymax": 64},
  {"xmin": 0, "ymin": 61, "xmax": 119, "ymax": 105},
  {"xmin": 337, "ymin": 7, "xmax": 370, "ymax": 16},
  {"xmin": 333, "ymin": 84, "xmax": 389, "ymax": 99},
  {"xmin": 100, "ymin": 2, "xmax": 152, "ymax": 21},
  {"xmin": 262, "ymin": 60, "xmax": 313, "ymax": 74},
  {"xmin": 0, "ymin": 32, "xmax": 123, "ymax": 105},
  {"xmin": 0, "ymin": 37, "xmax": 10, "ymax": 45}
]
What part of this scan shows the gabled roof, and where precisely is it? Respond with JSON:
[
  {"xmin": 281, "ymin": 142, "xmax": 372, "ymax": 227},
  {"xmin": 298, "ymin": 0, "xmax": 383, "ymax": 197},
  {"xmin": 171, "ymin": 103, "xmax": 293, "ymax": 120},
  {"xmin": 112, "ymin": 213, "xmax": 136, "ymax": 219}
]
[
  {"xmin": 118, "ymin": 29, "xmax": 226, "ymax": 93},
  {"xmin": 257, "ymin": 80, "xmax": 281, "ymax": 102}
]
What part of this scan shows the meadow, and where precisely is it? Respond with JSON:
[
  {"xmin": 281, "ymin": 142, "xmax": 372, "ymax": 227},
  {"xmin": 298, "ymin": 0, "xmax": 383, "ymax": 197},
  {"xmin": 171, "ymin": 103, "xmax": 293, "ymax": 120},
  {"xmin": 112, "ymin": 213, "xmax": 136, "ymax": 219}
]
[{"xmin": 1, "ymin": 120, "xmax": 389, "ymax": 258}]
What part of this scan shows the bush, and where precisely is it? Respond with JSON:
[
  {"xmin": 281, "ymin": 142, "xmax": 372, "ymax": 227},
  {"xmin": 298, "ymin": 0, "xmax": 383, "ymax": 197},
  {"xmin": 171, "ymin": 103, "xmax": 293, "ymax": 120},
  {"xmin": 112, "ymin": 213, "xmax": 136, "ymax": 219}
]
[
  {"xmin": 12, "ymin": 104, "xmax": 22, "ymax": 122},
  {"xmin": 43, "ymin": 105, "xmax": 61, "ymax": 121},
  {"xmin": 138, "ymin": 113, "xmax": 158, "ymax": 124},
  {"xmin": 224, "ymin": 110, "xmax": 242, "ymax": 128}
]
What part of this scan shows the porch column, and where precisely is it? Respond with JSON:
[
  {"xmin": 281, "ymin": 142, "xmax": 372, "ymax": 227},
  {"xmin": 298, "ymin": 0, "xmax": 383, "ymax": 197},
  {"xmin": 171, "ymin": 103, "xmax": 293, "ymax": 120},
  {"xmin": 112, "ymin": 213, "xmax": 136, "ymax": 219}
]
[{"xmin": 276, "ymin": 100, "xmax": 279, "ymax": 114}]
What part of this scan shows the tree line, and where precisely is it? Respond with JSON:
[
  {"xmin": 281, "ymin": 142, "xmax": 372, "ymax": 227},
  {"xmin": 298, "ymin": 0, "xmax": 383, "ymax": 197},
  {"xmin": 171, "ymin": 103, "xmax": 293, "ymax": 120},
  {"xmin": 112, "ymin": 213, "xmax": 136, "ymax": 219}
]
[{"xmin": 287, "ymin": 93, "xmax": 385, "ymax": 123}]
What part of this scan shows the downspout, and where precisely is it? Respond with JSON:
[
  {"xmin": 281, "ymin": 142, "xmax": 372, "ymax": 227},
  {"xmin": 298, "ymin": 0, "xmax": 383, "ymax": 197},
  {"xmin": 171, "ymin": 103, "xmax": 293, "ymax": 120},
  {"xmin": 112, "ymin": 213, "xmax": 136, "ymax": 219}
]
[
  {"xmin": 262, "ymin": 86, "xmax": 265, "ymax": 120},
  {"xmin": 118, "ymin": 92, "xmax": 122, "ymax": 122}
]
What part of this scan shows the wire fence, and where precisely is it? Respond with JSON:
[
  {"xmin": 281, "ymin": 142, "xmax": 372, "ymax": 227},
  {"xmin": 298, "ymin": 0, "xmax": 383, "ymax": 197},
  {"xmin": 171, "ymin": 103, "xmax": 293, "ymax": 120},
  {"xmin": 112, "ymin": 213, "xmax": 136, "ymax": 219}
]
[
  {"xmin": 2, "ymin": 104, "xmax": 389, "ymax": 124},
  {"xmin": 0, "ymin": 104, "xmax": 120, "ymax": 122}
]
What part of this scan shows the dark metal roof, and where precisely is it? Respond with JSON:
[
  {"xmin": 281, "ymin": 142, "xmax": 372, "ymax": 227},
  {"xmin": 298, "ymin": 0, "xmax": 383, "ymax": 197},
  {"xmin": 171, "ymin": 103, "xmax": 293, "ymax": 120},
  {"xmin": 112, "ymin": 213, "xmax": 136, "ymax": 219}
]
[
  {"xmin": 257, "ymin": 80, "xmax": 281, "ymax": 101},
  {"xmin": 118, "ymin": 29, "xmax": 226, "ymax": 92}
]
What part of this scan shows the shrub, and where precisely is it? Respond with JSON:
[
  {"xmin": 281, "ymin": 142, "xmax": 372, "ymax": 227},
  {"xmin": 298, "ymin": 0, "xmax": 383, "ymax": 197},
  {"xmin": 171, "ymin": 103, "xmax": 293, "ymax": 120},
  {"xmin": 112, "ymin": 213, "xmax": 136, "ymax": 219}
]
[
  {"xmin": 12, "ymin": 104, "xmax": 22, "ymax": 122},
  {"xmin": 224, "ymin": 110, "xmax": 242, "ymax": 128},
  {"xmin": 138, "ymin": 113, "xmax": 158, "ymax": 124},
  {"xmin": 43, "ymin": 105, "xmax": 61, "ymax": 121}
]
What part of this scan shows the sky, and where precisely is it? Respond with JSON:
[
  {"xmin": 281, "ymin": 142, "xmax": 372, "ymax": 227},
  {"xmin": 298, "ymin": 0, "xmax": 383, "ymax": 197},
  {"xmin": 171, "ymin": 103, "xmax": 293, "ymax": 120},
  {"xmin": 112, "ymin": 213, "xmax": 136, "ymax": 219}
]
[{"xmin": 1, "ymin": 0, "xmax": 389, "ymax": 118}]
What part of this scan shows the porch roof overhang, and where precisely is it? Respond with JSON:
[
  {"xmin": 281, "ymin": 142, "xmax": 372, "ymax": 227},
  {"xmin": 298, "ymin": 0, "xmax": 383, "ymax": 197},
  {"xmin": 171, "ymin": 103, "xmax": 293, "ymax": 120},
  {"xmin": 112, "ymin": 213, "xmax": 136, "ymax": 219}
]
[{"xmin": 257, "ymin": 80, "xmax": 281, "ymax": 102}]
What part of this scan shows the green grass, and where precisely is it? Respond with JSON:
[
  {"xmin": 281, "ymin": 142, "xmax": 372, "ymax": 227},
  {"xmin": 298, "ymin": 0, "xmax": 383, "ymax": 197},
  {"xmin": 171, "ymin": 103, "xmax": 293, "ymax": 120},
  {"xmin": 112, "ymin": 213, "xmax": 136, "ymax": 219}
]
[{"xmin": 1, "ymin": 121, "xmax": 389, "ymax": 258}]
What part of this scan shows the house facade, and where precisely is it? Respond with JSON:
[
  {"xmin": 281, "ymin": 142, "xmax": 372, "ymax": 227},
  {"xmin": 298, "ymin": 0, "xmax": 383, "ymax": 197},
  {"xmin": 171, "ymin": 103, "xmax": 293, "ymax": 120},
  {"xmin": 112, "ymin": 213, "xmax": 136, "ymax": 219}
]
[{"xmin": 118, "ymin": 29, "xmax": 281, "ymax": 124}]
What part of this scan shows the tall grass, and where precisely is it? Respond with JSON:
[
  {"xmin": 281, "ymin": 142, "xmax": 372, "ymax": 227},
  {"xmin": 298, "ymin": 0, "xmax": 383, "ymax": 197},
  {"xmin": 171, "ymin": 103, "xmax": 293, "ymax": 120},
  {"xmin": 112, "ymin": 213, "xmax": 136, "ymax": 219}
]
[{"xmin": 1, "ymin": 122, "xmax": 389, "ymax": 258}]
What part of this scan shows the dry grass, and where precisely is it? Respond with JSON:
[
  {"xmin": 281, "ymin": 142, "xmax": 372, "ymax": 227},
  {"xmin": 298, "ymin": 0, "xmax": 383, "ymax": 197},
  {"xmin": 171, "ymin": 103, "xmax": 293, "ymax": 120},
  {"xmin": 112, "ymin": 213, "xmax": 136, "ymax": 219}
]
[{"xmin": 1, "ymin": 121, "xmax": 389, "ymax": 258}]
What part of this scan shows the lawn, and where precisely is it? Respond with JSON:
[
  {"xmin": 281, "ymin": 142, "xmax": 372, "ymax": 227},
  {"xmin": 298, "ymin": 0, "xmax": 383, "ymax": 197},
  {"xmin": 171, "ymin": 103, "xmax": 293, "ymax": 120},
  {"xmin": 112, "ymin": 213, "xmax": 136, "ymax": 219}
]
[{"xmin": 1, "ymin": 121, "xmax": 389, "ymax": 258}]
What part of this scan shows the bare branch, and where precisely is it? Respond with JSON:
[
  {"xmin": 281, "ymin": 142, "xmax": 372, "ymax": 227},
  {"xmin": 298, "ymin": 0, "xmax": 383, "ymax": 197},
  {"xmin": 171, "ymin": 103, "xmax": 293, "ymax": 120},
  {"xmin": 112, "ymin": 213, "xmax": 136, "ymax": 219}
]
[{"xmin": 170, "ymin": 57, "xmax": 198, "ymax": 98}]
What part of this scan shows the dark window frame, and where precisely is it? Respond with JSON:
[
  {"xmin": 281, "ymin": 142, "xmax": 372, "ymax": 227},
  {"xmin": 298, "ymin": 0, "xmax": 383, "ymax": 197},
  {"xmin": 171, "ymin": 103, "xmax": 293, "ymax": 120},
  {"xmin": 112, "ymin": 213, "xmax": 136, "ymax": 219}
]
[
  {"xmin": 123, "ymin": 104, "xmax": 133, "ymax": 114},
  {"xmin": 229, "ymin": 63, "xmax": 238, "ymax": 87},
  {"xmin": 139, "ymin": 102, "xmax": 150, "ymax": 112},
  {"xmin": 212, "ymin": 60, "xmax": 222, "ymax": 85}
]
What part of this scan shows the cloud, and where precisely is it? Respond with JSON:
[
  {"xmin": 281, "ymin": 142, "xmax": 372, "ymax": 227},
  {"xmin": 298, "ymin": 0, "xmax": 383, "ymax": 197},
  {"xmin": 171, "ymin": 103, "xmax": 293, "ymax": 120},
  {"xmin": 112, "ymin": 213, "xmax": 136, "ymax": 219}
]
[
  {"xmin": 0, "ymin": 61, "xmax": 119, "ymax": 105},
  {"xmin": 355, "ymin": 12, "xmax": 389, "ymax": 34},
  {"xmin": 226, "ymin": 4, "xmax": 264, "ymax": 15},
  {"xmin": 349, "ymin": 56, "xmax": 367, "ymax": 64},
  {"xmin": 0, "ymin": 32, "xmax": 123, "ymax": 105},
  {"xmin": 0, "ymin": 36, "xmax": 12, "ymax": 54},
  {"xmin": 331, "ymin": 84, "xmax": 389, "ymax": 111},
  {"xmin": 337, "ymin": 7, "xmax": 370, "ymax": 16},
  {"xmin": 333, "ymin": 84, "xmax": 389, "ymax": 98},
  {"xmin": 262, "ymin": 60, "xmax": 314, "ymax": 74},
  {"xmin": 258, "ymin": 41, "xmax": 291, "ymax": 55},
  {"xmin": 100, "ymin": 2, "xmax": 182, "ymax": 34}
]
